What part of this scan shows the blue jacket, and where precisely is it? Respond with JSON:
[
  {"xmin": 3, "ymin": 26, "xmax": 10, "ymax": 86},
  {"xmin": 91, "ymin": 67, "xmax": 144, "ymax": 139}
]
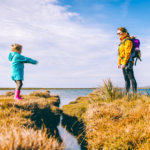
[{"xmin": 8, "ymin": 52, "xmax": 37, "ymax": 81}]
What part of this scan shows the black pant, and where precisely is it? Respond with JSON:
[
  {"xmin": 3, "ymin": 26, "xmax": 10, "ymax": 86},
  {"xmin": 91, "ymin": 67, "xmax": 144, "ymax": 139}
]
[
  {"xmin": 122, "ymin": 68, "xmax": 137, "ymax": 93},
  {"xmin": 15, "ymin": 80, "xmax": 23, "ymax": 90}
]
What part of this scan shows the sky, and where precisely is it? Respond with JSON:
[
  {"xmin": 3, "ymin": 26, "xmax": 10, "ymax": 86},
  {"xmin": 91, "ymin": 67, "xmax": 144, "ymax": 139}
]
[{"xmin": 0, "ymin": 0, "xmax": 150, "ymax": 88}]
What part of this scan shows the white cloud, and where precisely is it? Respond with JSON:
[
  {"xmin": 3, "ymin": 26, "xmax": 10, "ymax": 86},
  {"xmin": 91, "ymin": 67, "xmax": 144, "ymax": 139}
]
[{"xmin": 0, "ymin": 0, "xmax": 149, "ymax": 88}]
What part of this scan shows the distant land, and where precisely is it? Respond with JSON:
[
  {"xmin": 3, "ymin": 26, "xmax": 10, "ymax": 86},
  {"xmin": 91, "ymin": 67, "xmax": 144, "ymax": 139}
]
[
  {"xmin": 0, "ymin": 87, "xmax": 149, "ymax": 90},
  {"xmin": 0, "ymin": 88, "xmax": 97, "ymax": 90},
  {"xmin": 139, "ymin": 86, "xmax": 150, "ymax": 88}
]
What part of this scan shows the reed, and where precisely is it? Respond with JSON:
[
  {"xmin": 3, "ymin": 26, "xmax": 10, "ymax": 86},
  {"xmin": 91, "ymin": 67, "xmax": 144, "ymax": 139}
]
[{"xmin": 95, "ymin": 79, "xmax": 126, "ymax": 101}]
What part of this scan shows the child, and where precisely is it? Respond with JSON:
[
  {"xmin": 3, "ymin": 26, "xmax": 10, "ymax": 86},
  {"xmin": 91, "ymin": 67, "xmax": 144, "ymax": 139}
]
[{"xmin": 8, "ymin": 44, "xmax": 38, "ymax": 101}]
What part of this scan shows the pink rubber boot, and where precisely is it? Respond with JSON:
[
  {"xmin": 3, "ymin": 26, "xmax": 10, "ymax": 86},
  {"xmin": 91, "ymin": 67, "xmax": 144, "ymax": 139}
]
[
  {"xmin": 14, "ymin": 90, "xmax": 24, "ymax": 100},
  {"xmin": 19, "ymin": 90, "xmax": 24, "ymax": 99},
  {"xmin": 14, "ymin": 90, "xmax": 22, "ymax": 101}
]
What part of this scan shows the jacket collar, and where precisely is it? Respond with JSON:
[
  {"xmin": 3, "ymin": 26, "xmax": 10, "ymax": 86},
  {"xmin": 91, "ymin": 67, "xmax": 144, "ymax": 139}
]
[{"xmin": 120, "ymin": 35, "xmax": 129, "ymax": 42}]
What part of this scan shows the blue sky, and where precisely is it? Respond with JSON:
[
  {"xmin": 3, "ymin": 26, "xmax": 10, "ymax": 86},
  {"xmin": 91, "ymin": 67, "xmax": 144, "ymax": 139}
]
[{"xmin": 0, "ymin": 0, "xmax": 150, "ymax": 88}]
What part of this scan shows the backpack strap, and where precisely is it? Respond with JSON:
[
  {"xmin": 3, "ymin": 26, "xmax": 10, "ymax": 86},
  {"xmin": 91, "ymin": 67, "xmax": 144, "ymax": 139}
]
[
  {"xmin": 119, "ymin": 38, "xmax": 132, "ymax": 46},
  {"xmin": 135, "ymin": 56, "xmax": 142, "ymax": 66},
  {"xmin": 120, "ymin": 38, "xmax": 135, "ymax": 53},
  {"xmin": 118, "ymin": 37, "xmax": 134, "ymax": 56},
  {"xmin": 122, "ymin": 38, "xmax": 132, "ymax": 44},
  {"xmin": 135, "ymin": 58, "xmax": 138, "ymax": 66}
]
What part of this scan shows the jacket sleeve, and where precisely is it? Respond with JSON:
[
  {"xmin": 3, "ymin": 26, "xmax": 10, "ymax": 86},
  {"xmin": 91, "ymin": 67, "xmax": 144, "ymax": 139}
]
[
  {"xmin": 122, "ymin": 40, "xmax": 133, "ymax": 65},
  {"xmin": 15, "ymin": 54, "xmax": 37, "ymax": 64},
  {"xmin": 118, "ymin": 56, "xmax": 122, "ymax": 65}
]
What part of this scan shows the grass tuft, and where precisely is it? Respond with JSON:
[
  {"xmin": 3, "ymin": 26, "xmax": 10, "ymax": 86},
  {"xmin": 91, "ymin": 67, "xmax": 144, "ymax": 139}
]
[
  {"xmin": 29, "ymin": 90, "xmax": 51, "ymax": 98},
  {"xmin": 96, "ymin": 78, "xmax": 125, "ymax": 101},
  {"xmin": 5, "ymin": 91, "xmax": 14, "ymax": 97},
  {"xmin": 0, "ymin": 125, "xmax": 64, "ymax": 150}
]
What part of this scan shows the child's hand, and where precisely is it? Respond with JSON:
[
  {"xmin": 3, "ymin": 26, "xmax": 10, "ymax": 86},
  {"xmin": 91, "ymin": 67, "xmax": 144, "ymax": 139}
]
[{"xmin": 37, "ymin": 61, "xmax": 39, "ymax": 63}]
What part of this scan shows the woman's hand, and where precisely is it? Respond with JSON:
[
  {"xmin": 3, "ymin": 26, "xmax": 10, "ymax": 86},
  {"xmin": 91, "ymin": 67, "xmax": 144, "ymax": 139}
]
[
  {"xmin": 118, "ymin": 65, "xmax": 121, "ymax": 69},
  {"xmin": 122, "ymin": 64, "xmax": 125, "ymax": 68}
]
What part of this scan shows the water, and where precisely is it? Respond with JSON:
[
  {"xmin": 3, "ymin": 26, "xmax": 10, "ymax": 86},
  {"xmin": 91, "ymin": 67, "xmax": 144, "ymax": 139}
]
[
  {"xmin": 132, "ymin": 89, "xmax": 150, "ymax": 94},
  {"xmin": 47, "ymin": 89, "xmax": 93, "ymax": 150},
  {"xmin": 0, "ymin": 89, "xmax": 93, "ymax": 150}
]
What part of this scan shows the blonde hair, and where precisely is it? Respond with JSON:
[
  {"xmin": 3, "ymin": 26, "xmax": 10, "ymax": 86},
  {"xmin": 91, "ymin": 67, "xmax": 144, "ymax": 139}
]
[
  {"xmin": 117, "ymin": 27, "xmax": 128, "ymax": 33},
  {"xmin": 11, "ymin": 44, "xmax": 22, "ymax": 52}
]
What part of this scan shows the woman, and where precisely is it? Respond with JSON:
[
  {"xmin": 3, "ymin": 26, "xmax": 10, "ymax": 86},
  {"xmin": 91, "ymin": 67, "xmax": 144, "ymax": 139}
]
[{"xmin": 117, "ymin": 27, "xmax": 137, "ymax": 94}]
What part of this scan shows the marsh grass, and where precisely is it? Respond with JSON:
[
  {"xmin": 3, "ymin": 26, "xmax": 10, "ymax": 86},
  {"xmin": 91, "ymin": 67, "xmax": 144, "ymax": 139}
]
[
  {"xmin": 0, "ymin": 96, "xmax": 61, "ymax": 125},
  {"xmin": 29, "ymin": 90, "xmax": 51, "ymax": 98},
  {"xmin": 0, "ymin": 92, "xmax": 64, "ymax": 149},
  {"xmin": 0, "ymin": 125, "xmax": 64, "ymax": 150},
  {"xmin": 62, "ymin": 79, "xmax": 127, "ymax": 119},
  {"xmin": 5, "ymin": 91, "xmax": 14, "ymax": 96},
  {"xmin": 62, "ymin": 96, "xmax": 90, "ymax": 120},
  {"xmin": 96, "ymin": 79, "xmax": 126, "ymax": 102},
  {"xmin": 145, "ymin": 89, "xmax": 150, "ymax": 96},
  {"xmin": 62, "ymin": 79, "xmax": 149, "ymax": 150},
  {"xmin": 84, "ymin": 95, "xmax": 150, "ymax": 149}
]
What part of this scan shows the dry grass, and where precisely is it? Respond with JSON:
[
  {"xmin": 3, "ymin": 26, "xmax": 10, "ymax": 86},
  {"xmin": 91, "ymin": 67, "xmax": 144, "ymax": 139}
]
[
  {"xmin": 29, "ymin": 90, "xmax": 51, "ymax": 98},
  {"xmin": 62, "ymin": 79, "xmax": 126, "ymax": 119},
  {"xmin": 62, "ymin": 96, "xmax": 91, "ymax": 120},
  {"xmin": 95, "ymin": 78, "xmax": 126, "ymax": 101},
  {"xmin": 62, "ymin": 79, "xmax": 150, "ymax": 150},
  {"xmin": 0, "ymin": 125, "xmax": 64, "ymax": 150},
  {"xmin": 84, "ymin": 95, "xmax": 150, "ymax": 149},
  {"xmin": 0, "ymin": 92, "xmax": 64, "ymax": 149},
  {"xmin": 0, "ymin": 95, "xmax": 61, "ymax": 127},
  {"xmin": 5, "ymin": 91, "xmax": 14, "ymax": 96}
]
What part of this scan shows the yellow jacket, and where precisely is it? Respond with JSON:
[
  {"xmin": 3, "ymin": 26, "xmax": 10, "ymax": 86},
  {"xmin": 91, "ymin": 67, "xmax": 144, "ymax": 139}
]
[{"xmin": 118, "ymin": 36, "xmax": 133, "ymax": 65}]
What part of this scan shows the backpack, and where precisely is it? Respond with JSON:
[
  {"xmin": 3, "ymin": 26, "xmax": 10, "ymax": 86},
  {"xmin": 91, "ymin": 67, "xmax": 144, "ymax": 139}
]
[
  {"xmin": 120, "ymin": 38, "xmax": 142, "ymax": 66},
  {"xmin": 132, "ymin": 38, "xmax": 141, "ymax": 65}
]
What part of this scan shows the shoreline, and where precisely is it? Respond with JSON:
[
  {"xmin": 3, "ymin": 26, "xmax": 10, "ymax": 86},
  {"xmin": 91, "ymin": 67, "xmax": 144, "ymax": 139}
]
[
  {"xmin": 0, "ymin": 88, "xmax": 96, "ymax": 90},
  {"xmin": 0, "ymin": 87, "xmax": 149, "ymax": 90}
]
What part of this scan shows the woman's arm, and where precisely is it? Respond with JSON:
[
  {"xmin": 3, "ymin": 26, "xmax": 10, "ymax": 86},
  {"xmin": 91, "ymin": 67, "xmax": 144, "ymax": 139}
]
[{"xmin": 118, "ymin": 56, "xmax": 122, "ymax": 65}]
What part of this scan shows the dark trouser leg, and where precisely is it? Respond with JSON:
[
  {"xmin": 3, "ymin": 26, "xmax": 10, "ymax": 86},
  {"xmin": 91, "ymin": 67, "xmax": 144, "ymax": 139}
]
[
  {"xmin": 15, "ymin": 80, "xmax": 23, "ymax": 90},
  {"xmin": 122, "ymin": 68, "xmax": 130, "ymax": 94},
  {"xmin": 127, "ymin": 69, "xmax": 137, "ymax": 93}
]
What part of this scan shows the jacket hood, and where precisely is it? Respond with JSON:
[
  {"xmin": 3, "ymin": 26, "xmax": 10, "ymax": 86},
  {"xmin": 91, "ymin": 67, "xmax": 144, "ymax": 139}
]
[{"xmin": 8, "ymin": 52, "xmax": 17, "ymax": 61}]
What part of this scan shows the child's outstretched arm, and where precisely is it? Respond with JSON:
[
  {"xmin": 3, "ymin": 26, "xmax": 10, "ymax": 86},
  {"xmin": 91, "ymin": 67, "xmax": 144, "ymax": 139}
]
[{"xmin": 15, "ymin": 54, "xmax": 38, "ymax": 64}]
